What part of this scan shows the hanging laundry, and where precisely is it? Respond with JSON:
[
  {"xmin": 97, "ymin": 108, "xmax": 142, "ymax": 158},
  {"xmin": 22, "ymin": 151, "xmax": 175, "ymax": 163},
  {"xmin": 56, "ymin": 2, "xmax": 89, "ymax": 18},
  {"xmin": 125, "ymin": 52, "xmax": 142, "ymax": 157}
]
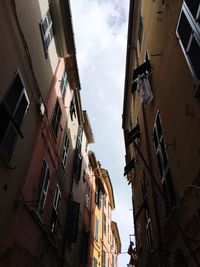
[{"xmin": 137, "ymin": 76, "xmax": 153, "ymax": 107}]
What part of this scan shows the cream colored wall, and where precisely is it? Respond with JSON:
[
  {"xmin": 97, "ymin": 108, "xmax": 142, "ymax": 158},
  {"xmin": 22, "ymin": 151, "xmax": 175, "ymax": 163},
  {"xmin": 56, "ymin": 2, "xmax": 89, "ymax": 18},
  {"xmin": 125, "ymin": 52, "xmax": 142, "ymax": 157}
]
[
  {"xmin": 128, "ymin": 0, "xmax": 200, "ymax": 265},
  {"xmin": 0, "ymin": 0, "xmax": 48, "ymax": 249}
]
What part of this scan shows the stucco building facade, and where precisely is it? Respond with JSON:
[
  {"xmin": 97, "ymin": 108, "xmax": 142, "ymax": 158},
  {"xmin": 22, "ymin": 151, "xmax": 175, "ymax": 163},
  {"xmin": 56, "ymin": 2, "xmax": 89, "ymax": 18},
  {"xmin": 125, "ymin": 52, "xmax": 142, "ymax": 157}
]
[{"xmin": 123, "ymin": 1, "xmax": 200, "ymax": 267}]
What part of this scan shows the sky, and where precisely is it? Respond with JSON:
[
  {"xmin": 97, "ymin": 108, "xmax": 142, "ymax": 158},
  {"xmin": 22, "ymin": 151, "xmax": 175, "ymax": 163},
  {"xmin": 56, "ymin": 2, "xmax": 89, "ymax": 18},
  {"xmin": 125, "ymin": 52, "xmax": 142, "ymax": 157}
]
[{"xmin": 70, "ymin": 0, "xmax": 134, "ymax": 265}]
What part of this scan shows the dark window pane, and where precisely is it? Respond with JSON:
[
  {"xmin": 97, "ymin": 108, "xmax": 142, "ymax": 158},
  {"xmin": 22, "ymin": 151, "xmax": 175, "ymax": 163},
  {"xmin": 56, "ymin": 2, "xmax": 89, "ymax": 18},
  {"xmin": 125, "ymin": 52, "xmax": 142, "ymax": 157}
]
[
  {"xmin": 165, "ymin": 169, "xmax": 176, "ymax": 208},
  {"xmin": 42, "ymin": 17, "xmax": 48, "ymax": 33},
  {"xmin": 188, "ymin": 36, "xmax": 200, "ymax": 80},
  {"xmin": 51, "ymin": 101, "xmax": 61, "ymax": 136},
  {"xmin": 156, "ymin": 151, "xmax": 163, "ymax": 177},
  {"xmin": 177, "ymin": 11, "xmax": 192, "ymax": 50},
  {"xmin": 43, "ymin": 168, "xmax": 50, "ymax": 191},
  {"xmin": 14, "ymin": 94, "xmax": 28, "ymax": 126},
  {"xmin": 2, "ymin": 124, "xmax": 17, "ymax": 157},
  {"xmin": 0, "ymin": 104, "xmax": 10, "ymax": 142},
  {"xmin": 161, "ymin": 139, "xmax": 168, "ymax": 169},
  {"xmin": 5, "ymin": 74, "xmax": 23, "ymax": 113},
  {"xmin": 153, "ymin": 129, "xmax": 158, "ymax": 149},
  {"xmin": 185, "ymin": 0, "xmax": 199, "ymax": 18},
  {"xmin": 156, "ymin": 115, "xmax": 162, "ymax": 139}
]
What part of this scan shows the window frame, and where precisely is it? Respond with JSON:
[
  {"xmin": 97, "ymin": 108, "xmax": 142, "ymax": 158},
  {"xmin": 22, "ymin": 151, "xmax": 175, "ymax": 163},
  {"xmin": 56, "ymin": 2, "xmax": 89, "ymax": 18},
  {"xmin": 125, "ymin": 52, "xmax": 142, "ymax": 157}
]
[
  {"xmin": 153, "ymin": 111, "xmax": 176, "ymax": 213},
  {"xmin": 0, "ymin": 70, "xmax": 29, "ymax": 161},
  {"xmin": 102, "ymin": 250, "xmax": 106, "ymax": 267},
  {"xmin": 95, "ymin": 217, "xmax": 99, "ymax": 241},
  {"xmin": 50, "ymin": 184, "xmax": 61, "ymax": 233},
  {"xmin": 176, "ymin": 1, "xmax": 200, "ymax": 82},
  {"xmin": 61, "ymin": 131, "xmax": 69, "ymax": 169},
  {"xmin": 60, "ymin": 70, "xmax": 67, "ymax": 99},
  {"xmin": 51, "ymin": 100, "xmax": 61, "ymax": 138},
  {"xmin": 36, "ymin": 160, "xmax": 51, "ymax": 216},
  {"xmin": 40, "ymin": 9, "xmax": 53, "ymax": 57},
  {"xmin": 103, "ymin": 213, "xmax": 107, "ymax": 235}
]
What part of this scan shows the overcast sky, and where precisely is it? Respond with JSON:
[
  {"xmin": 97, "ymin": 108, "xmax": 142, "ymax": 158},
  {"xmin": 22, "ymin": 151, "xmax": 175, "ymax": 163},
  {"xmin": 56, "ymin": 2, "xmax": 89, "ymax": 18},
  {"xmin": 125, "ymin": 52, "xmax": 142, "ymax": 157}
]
[{"xmin": 70, "ymin": 0, "xmax": 134, "ymax": 265}]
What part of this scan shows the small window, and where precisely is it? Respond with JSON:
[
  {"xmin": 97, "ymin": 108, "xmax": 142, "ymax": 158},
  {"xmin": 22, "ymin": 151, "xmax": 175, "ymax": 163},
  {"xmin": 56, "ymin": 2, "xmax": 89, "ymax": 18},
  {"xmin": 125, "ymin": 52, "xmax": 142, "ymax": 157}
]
[
  {"xmin": 51, "ymin": 100, "xmax": 61, "ymax": 137},
  {"xmin": 36, "ymin": 160, "xmax": 50, "ymax": 216},
  {"xmin": 177, "ymin": 2, "xmax": 200, "ymax": 81},
  {"xmin": 73, "ymin": 125, "xmax": 83, "ymax": 182},
  {"xmin": 102, "ymin": 250, "xmax": 106, "ymax": 267},
  {"xmin": 84, "ymin": 182, "xmax": 91, "ymax": 209},
  {"xmin": 95, "ymin": 184, "xmax": 103, "ymax": 209},
  {"xmin": 103, "ymin": 213, "xmax": 106, "ymax": 235},
  {"xmin": 138, "ymin": 15, "xmax": 144, "ymax": 50},
  {"xmin": 50, "ymin": 185, "xmax": 61, "ymax": 233},
  {"xmin": 93, "ymin": 257, "xmax": 98, "ymax": 267},
  {"xmin": 60, "ymin": 70, "xmax": 67, "ymax": 98},
  {"xmin": 70, "ymin": 95, "xmax": 76, "ymax": 121},
  {"xmin": 61, "ymin": 132, "xmax": 69, "ymax": 168},
  {"xmin": 40, "ymin": 9, "xmax": 53, "ymax": 56},
  {"xmin": 0, "ymin": 71, "xmax": 29, "ymax": 161},
  {"xmin": 153, "ymin": 112, "xmax": 176, "ymax": 213},
  {"xmin": 95, "ymin": 217, "xmax": 99, "ymax": 241}
]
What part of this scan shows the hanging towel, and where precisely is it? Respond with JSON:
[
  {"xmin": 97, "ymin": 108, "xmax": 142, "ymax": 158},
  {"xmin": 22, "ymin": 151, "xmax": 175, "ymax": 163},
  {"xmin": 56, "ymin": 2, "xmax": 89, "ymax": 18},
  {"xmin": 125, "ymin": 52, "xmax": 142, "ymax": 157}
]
[{"xmin": 138, "ymin": 76, "xmax": 153, "ymax": 107}]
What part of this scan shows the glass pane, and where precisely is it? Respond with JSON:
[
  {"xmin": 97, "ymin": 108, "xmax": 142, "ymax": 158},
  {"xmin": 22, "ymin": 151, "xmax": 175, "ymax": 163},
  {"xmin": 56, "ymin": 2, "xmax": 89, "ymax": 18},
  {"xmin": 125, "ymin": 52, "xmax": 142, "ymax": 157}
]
[
  {"xmin": 156, "ymin": 151, "xmax": 163, "ymax": 178},
  {"xmin": 177, "ymin": 11, "xmax": 192, "ymax": 50},
  {"xmin": 153, "ymin": 128, "xmax": 158, "ymax": 148},
  {"xmin": 185, "ymin": 0, "xmax": 199, "ymax": 18},
  {"xmin": 43, "ymin": 168, "xmax": 50, "ymax": 192},
  {"xmin": 156, "ymin": 115, "xmax": 162, "ymax": 139},
  {"xmin": 161, "ymin": 139, "xmax": 168, "ymax": 169},
  {"xmin": 42, "ymin": 17, "xmax": 48, "ymax": 33},
  {"xmin": 14, "ymin": 93, "xmax": 28, "ymax": 126},
  {"xmin": 5, "ymin": 74, "xmax": 23, "ymax": 113},
  {"xmin": 188, "ymin": 36, "xmax": 200, "ymax": 80},
  {"xmin": 0, "ymin": 104, "xmax": 10, "ymax": 141},
  {"xmin": 2, "ymin": 124, "xmax": 17, "ymax": 157}
]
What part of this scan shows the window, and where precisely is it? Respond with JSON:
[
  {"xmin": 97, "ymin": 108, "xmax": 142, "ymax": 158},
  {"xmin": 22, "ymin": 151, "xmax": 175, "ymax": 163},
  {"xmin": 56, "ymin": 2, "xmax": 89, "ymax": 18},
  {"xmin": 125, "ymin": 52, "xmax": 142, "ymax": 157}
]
[
  {"xmin": 73, "ymin": 125, "xmax": 83, "ymax": 182},
  {"xmin": 84, "ymin": 182, "xmax": 91, "ymax": 209},
  {"xmin": 40, "ymin": 9, "xmax": 53, "ymax": 56},
  {"xmin": 95, "ymin": 183, "xmax": 103, "ymax": 209},
  {"xmin": 95, "ymin": 217, "xmax": 99, "ymax": 241},
  {"xmin": 138, "ymin": 14, "xmax": 144, "ymax": 50},
  {"xmin": 146, "ymin": 218, "xmax": 153, "ymax": 253},
  {"xmin": 153, "ymin": 112, "xmax": 176, "ymax": 213},
  {"xmin": 60, "ymin": 70, "xmax": 67, "ymax": 98},
  {"xmin": 0, "ymin": 71, "xmax": 29, "ymax": 161},
  {"xmin": 50, "ymin": 185, "xmax": 61, "ymax": 233},
  {"xmin": 51, "ymin": 100, "xmax": 61, "ymax": 137},
  {"xmin": 102, "ymin": 250, "xmax": 106, "ymax": 267},
  {"xmin": 93, "ymin": 257, "xmax": 98, "ymax": 267},
  {"xmin": 103, "ymin": 213, "xmax": 106, "ymax": 235},
  {"xmin": 177, "ymin": 1, "xmax": 200, "ymax": 81},
  {"xmin": 70, "ymin": 95, "xmax": 76, "ymax": 121},
  {"xmin": 36, "ymin": 160, "xmax": 50, "ymax": 216},
  {"xmin": 112, "ymin": 255, "xmax": 114, "ymax": 267},
  {"xmin": 141, "ymin": 176, "xmax": 153, "ymax": 253},
  {"xmin": 61, "ymin": 131, "xmax": 69, "ymax": 168}
]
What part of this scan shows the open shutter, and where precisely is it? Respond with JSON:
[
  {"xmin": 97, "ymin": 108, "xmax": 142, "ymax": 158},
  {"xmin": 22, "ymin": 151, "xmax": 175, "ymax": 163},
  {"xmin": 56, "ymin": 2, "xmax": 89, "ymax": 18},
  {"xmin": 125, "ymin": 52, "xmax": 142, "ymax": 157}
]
[
  {"xmin": 124, "ymin": 159, "xmax": 135, "ymax": 176},
  {"xmin": 126, "ymin": 124, "xmax": 141, "ymax": 146}
]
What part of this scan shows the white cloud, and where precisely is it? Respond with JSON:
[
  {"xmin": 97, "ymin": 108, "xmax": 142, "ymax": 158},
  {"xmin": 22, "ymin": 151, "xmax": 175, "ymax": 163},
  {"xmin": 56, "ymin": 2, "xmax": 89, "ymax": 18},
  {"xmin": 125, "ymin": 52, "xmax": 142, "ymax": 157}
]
[{"xmin": 70, "ymin": 0, "xmax": 132, "ymax": 265}]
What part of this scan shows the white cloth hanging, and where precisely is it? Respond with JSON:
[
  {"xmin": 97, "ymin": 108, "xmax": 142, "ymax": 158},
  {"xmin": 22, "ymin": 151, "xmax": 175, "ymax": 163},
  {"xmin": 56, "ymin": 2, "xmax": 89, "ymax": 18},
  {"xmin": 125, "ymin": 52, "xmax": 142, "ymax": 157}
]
[{"xmin": 137, "ymin": 76, "xmax": 153, "ymax": 107}]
